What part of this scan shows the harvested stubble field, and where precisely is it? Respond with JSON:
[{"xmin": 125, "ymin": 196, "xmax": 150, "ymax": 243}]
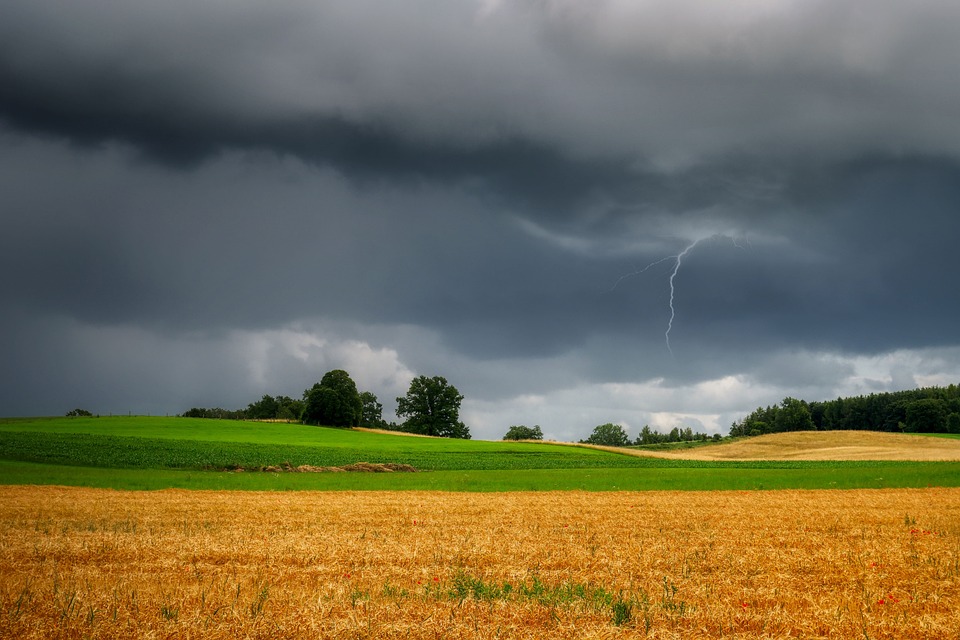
[{"xmin": 0, "ymin": 487, "xmax": 958, "ymax": 639}]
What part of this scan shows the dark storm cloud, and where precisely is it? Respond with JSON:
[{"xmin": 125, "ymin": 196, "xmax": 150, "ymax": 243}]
[
  {"xmin": 2, "ymin": 138, "xmax": 959, "ymax": 371},
  {"xmin": 3, "ymin": 0, "xmax": 960, "ymax": 432},
  {"xmin": 0, "ymin": 135, "xmax": 612, "ymax": 352},
  {"xmin": 651, "ymin": 156, "xmax": 960, "ymax": 354},
  {"xmin": 0, "ymin": 70, "xmax": 636, "ymax": 217},
  {"xmin": 6, "ymin": 0, "xmax": 960, "ymax": 221},
  {"xmin": 0, "ymin": 0, "xmax": 641, "ymax": 219}
]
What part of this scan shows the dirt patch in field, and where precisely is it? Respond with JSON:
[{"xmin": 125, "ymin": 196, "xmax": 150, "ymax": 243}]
[
  {"xmin": 351, "ymin": 427, "xmax": 437, "ymax": 438},
  {"xmin": 233, "ymin": 462, "xmax": 418, "ymax": 473},
  {"xmin": 616, "ymin": 431, "xmax": 960, "ymax": 461}
]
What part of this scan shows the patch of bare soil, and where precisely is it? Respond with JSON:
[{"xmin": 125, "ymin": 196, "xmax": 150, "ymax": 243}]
[
  {"xmin": 351, "ymin": 427, "xmax": 437, "ymax": 438},
  {"xmin": 233, "ymin": 462, "xmax": 418, "ymax": 473}
]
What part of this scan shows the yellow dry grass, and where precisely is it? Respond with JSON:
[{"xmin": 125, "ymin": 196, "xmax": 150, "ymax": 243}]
[
  {"xmin": 663, "ymin": 431, "xmax": 960, "ymax": 461},
  {"xmin": 0, "ymin": 486, "xmax": 958, "ymax": 639},
  {"xmin": 566, "ymin": 431, "xmax": 960, "ymax": 462}
]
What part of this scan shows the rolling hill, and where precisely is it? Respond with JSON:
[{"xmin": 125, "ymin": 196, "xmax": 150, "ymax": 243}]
[
  {"xmin": 1, "ymin": 417, "xmax": 959, "ymax": 490},
  {"xmin": 644, "ymin": 430, "xmax": 960, "ymax": 461}
]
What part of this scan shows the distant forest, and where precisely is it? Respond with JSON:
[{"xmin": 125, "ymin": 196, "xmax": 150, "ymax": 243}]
[
  {"xmin": 181, "ymin": 396, "xmax": 302, "ymax": 422},
  {"xmin": 730, "ymin": 384, "xmax": 960, "ymax": 437}
]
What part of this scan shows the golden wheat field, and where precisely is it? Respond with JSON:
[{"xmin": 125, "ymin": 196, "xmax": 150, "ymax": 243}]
[{"xmin": 0, "ymin": 487, "xmax": 958, "ymax": 639}]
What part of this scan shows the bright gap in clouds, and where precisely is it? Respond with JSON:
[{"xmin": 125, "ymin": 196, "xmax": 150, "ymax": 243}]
[
  {"xmin": 5, "ymin": 309, "xmax": 960, "ymax": 440},
  {"xmin": 450, "ymin": 347, "xmax": 960, "ymax": 441}
]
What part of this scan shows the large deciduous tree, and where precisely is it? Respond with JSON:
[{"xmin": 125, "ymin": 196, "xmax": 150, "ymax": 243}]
[
  {"xmin": 774, "ymin": 397, "xmax": 815, "ymax": 432},
  {"xmin": 246, "ymin": 394, "xmax": 279, "ymax": 420},
  {"xmin": 301, "ymin": 369, "xmax": 363, "ymax": 427},
  {"xmin": 359, "ymin": 391, "xmax": 385, "ymax": 429},
  {"xmin": 904, "ymin": 399, "xmax": 948, "ymax": 433},
  {"xmin": 580, "ymin": 423, "xmax": 630, "ymax": 447},
  {"xmin": 502, "ymin": 425, "xmax": 543, "ymax": 441},
  {"xmin": 396, "ymin": 376, "xmax": 470, "ymax": 439},
  {"xmin": 275, "ymin": 395, "xmax": 304, "ymax": 421}
]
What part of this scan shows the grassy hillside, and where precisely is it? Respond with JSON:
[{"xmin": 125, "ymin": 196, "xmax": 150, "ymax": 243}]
[
  {"xmin": 1, "ymin": 417, "xmax": 958, "ymax": 491},
  {"xmin": 0, "ymin": 416, "xmax": 652, "ymax": 471}
]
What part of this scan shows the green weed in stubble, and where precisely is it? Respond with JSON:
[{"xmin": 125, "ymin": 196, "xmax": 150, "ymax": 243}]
[
  {"xmin": 433, "ymin": 571, "xmax": 647, "ymax": 625},
  {"xmin": 611, "ymin": 596, "xmax": 634, "ymax": 627},
  {"xmin": 249, "ymin": 584, "xmax": 269, "ymax": 619},
  {"xmin": 660, "ymin": 576, "xmax": 688, "ymax": 617},
  {"xmin": 8, "ymin": 580, "xmax": 33, "ymax": 619},
  {"xmin": 159, "ymin": 602, "xmax": 178, "ymax": 621}
]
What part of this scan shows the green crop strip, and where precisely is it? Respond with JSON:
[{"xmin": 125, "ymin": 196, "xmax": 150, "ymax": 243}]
[
  {"xmin": 1, "ymin": 416, "xmax": 958, "ymax": 491},
  {"xmin": 0, "ymin": 429, "xmax": 950, "ymax": 473},
  {"xmin": 2, "ymin": 460, "xmax": 958, "ymax": 491},
  {"xmin": 0, "ymin": 430, "xmax": 659, "ymax": 471}
]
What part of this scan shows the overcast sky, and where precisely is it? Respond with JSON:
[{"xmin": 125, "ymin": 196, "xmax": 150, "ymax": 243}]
[{"xmin": 3, "ymin": 0, "xmax": 960, "ymax": 441}]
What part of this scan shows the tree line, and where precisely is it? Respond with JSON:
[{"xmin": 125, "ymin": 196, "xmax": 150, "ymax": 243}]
[
  {"xmin": 181, "ymin": 375, "xmax": 959, "ymax": 444},
  {"xmin": 576, "ymin": 423, "xmax": 719, "ymax": 447},
  {"xmin": 730, "ymin": 384, "xmax": 960, "ymax": 437},
  {"xmin": 501, "ymin": 422, "xmax": 717, "ymax": 446},
  {"xmin": 181, "ymin": 369, "xmax": 471, "ymax": 439}
]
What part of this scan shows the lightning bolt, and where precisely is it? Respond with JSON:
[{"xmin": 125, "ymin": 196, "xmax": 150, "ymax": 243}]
[
  {"xmin": 664, "ymin": 239, "xmax": 700, "ymax": 354},
  {"xmin": 609, "ymin": 255, "xmax": 677, "ymax": 292},
  {"xmin": 612, "ymin": 234, "xmax": 743, "ymax": 354}
]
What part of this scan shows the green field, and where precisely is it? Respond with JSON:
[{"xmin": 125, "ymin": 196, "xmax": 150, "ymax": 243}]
[{"xmin": 1, "ymin": 416, "xmax": 958, "ymax": 491}]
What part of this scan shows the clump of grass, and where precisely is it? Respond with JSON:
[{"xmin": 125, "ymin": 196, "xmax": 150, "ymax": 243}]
[
  {"xmin": 611, "ymin": 596, "xmax": 634, "ymax": 626},
  {"xmin": 159, "ymin": 602, "xmax": 178, "ymax": 621},
  {"xmin": 249, "ymin": 584, "xmax": 268, "ymax": 619}
]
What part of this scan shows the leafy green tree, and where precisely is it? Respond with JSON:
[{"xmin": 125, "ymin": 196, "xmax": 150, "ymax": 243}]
[
  {"xmin": 580, "ymin": 423, "xmax": 630, "ymax": 447},
  {"xmin": 635, "ymin": 425, "xmax": 657, "ymax": 445},
  {"xmin": 947, "ymin": 413, "xmax": 960, "ymax": 434},
  {"xmin": 904, "ymin": 399, "xmax": 948, "ymax": 433},
  {"xmin": 302, "ymin": 387, "xmax": 343, "ymax": 426},
  {"xmin": 503, "ymin": 425, "xmax": 544, "ymax": 440},
  {"xmin": 246, "ymin": 394, "xmax": 279, "ymax": 420},
  {"xmin": 774, "ymin": 397, "xmax": 815, "ymax": 432},
  {"xmin": 731, "ymin": 404, "xmax": 778, "ymax": 437},
  {"xmin": 747, "ymin": 422, "xmax": 768, "ymax": 436},
  {"xmin": 359, "ymin": 391, "xmax": 385, "ymax": 428},
  {"xmin": 275, "ymin": 396, "xmax": 304, "ymax": 421},
  {"xmin": 301, "ymin": 369, "xmax": 363, "ymax": 427},
  {"xmin": 180, "ymin": 407, "xmax": 245, "ymax": 419},
  {"xmin": 396, "ymin": 376, "xmax": 470, "ymax": 439},
  {"xmin": 66, "ymin": 408, "xmax": 92, "ymax": 417}
]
